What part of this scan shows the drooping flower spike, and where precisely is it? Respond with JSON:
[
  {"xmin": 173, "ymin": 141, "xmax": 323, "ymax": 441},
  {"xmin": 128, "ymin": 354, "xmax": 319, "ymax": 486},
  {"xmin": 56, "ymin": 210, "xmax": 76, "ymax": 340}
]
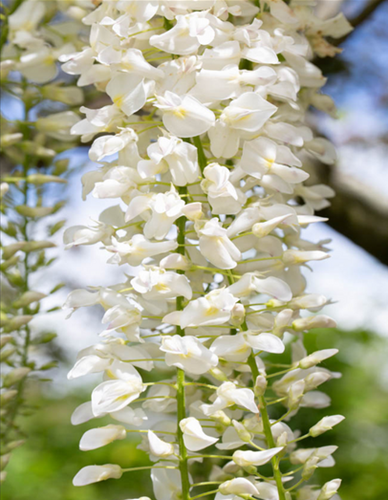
[{"xmin": 64, "ymin": 2, "xmax": 351, "ymax": 500}]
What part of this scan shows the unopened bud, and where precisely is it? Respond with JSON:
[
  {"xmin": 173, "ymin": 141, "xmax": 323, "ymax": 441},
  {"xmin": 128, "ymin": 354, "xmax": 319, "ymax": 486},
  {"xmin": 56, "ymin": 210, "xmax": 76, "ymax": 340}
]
[
  {"xmin": 276, "ymin": 431, "xmax": 289, "ymax": 447},
  {"xmin": 254, "ymin": 375, "xmax": 267, "ymax": 396},
  {"xmin": 0, "ymin": 390, "xmax": 18, "ymax": 405},
  {"xmin": 41, "ymin": 85, "xmax": 83, "ymax": 105},
  {"xmin": 230, "ymin": 303, "xmax": 245, "ymax": 327},
  {"xmin": 309, "ymin": 415, "xmax": 345, "ymax": 437},
  {"xmin": 289, "ymin": 294, "xmax": 327, "ymax": 310},
  {"xmin": 0, "ymin": 455, "xmax": 10, "ymax": 471},
  {"xmin": 304, "ymin": 371, "xmax": 331, "ymax": 391},
  {"xmin": 210, "ymin": 411, "xmax": 231, "ymax": 427},
  {"xmin": 292, "ymin": 315, "xmax": 336, "ymax": 331},
  {"xmin": 2, "ymin": 315, "xmax": 33, "ymax": 333},
  {"xmin": 286, "ymin": 380, "xmax": 305, "ymax": 410},
  {"xmin": 302, "ymin": 455, "xmax": 320, "ymax": 480},
  {"xmin": 36, "ymin": 111, "xmax": 79, "ymax": 141},
  {"xmin": 232, "ymin": 420, "xmax": 252, "ymax": 442},
  {"xmin": 0, "ymin": 347, "xmax": 16, "ymax": 361},
  {"xmin": 26, "ymin": 174, "xmax": 66, "ymax": 185},
  {"xmin": 3, "ymin": 367, "xmax": 31, "ymax": 387},
  {"xmin": 209, "ymin": 367, "xmax": 229, "ymax": 382},
  {"xmin": 252, "ymin": 215, "xmax": 291, "ymax": 238},
  {"xmin": 283, "ymin": 249, "xmax": 329, "ymax": 266},
  {"xmin": 1, "ymin": 133, "xmax": 23, "ymax": 148},
  {"xmin": 299, "ymin": 349, "xmax": 338, "ymax": 369},
  {"xmin": 0, "ymin": 335, "xmax": 13, "ymax": 348},
  {"xmin": 16, "ymin": 205, "xmax": 56, "ymax": 218},
  {"xmin": 12, "ymin": 291, "xmax": 46, "ymax": 309},
  {"xmin": 317, "ymin": 479, "xmax": 341, "ymax": 500}
]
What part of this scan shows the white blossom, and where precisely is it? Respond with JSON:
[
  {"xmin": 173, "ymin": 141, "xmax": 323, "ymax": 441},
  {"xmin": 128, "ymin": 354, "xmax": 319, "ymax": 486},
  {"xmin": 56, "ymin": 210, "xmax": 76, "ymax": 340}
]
[{"xmin": 179, "ymin": 417, "xmax": 219, "ymax": 451}]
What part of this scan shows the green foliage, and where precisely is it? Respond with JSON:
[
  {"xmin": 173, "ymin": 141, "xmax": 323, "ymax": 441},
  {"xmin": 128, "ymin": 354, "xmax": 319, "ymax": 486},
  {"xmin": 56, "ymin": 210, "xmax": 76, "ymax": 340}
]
[{"xmin": 1, "ymin": 328, "xmax": 387, "ymax": 500}]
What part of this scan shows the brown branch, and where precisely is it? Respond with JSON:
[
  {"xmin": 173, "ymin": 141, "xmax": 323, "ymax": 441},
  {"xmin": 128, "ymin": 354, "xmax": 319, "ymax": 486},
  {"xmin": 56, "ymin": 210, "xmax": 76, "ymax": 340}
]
[
  {"xmin": 309, "ymin": 160, "xmax": 388, "ymax": 266},
  {"xmin": 334, "ymin": 0, "xmax": 386, "ymax": 46}
]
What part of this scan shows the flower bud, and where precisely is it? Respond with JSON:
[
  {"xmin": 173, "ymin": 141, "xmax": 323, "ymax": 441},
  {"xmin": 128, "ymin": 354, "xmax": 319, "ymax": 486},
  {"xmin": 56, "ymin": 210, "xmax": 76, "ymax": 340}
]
[
  {"xmin": 1, "ymin": 133, "xmax": 23, "ymax": 148},
  {"xmin": 301, "ymin": 455, "xmax": 320, "ymax": 480},
  {"xmin": 0, "ymin": 335, "xmax": 13, "ymax": 348},
  {"xmin": 252, "ymin": 214, "xmax": 291, "ymax": 238},
  {"xmin": 209, "ymin": 367, "xmax": 229, "ymax": 382},
  {"xmin": 26, "ymin": 174, "xmax": 67, "ymax": 185},
  {"xmin": 299, "ymin": 349, "xmax": 338, "ymax": 369},
  {"xmin": 292, "ymin": 315, "xmax": 336, "ymax": 331},
  {"xmin": 254, "ymin": 375, "xmax": 267, "ymax": 396},
  {"xmin": 0, "ymin": 390, "xmax": 18, "ymax": 405},
  {"xmin": 317, "ymin": 479, "xmax": 341, "ymax": 500},
  {"xmin": 2, "ymin": 315, "xmax": 33, "ymax": 333},
  {"xmin": 0, "ymin": 455, "xmax": 10, "ymax": 471},
  {"xmin": 283, "ymin": 249, "xmax": 329, "ymax": 265},
  {"xmin": 276, "ymin": 431, "xmax": 289, "ymax": 447},
  {"xmin": 3, "ymin": 367, "xmax": 31, "ymax": 387},
  {"xmin": 36, "ymin": 111, "xmax": 79, "ymax": 141},
  {"xmin": 0, "ymin": 346, "xmax": 16, "ymax": 361},
  {"xmin": 289, "ymin": 294, "xmax": 327, "ymax": 310},
  {"xmin": 41, "ymin": 85, "xmax": 83, "ymax": 105},
  {"xmin": 243, "ymin": 415, "xmax": 263, "ymax": 434},
  {"xmin": 12, "ymin": 291, "xmax": 46, "ymax": 309},
  {"xmin": 286, "ymin": 380, "xmax": 305, "ymax": 410},
  {"xmin": 304, "ymin": 371, "xmax": 331, "ymax": 391},
  {"xmin": 232, "ymin": 420, "xmax": 252, "ymax": 442},
  {"xmin": 233, "ymin": 447, "xmax": 283, "ymax": 467},
  {"xmin": 16, "ymin": 205, "xmax": 56, "ymax": 218},
  {"xmin": 210, "ymin": 411, "xmax": 231, "ymax": 427},
  {"xmin": 21, "ymin": 141, "xmax": 56, "ymax": 158},
  {"xmin": 230, "ymin": 303, "xmax": 245, "ymax": 326},
  {"xmin": 309, "ymin": 415, "xmax": 345, "ymax": 437}
]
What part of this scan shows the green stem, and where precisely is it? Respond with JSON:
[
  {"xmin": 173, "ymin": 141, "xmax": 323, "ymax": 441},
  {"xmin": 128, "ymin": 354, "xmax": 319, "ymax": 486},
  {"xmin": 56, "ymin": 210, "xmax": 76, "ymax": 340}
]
[
  {"xmin": 247, "ymin": 354, "xmax": 286, "ymax": 500},
  {"xmin": 175, "ymin": 188, "xmax": 191, "ymax": 500},
  {"xmin": 193, "ymin": 136, "xmax": 207, "ymax": 173},
  {"xmin": 177, "ymin": 368, "xmax": 190, "ymax": 500}
]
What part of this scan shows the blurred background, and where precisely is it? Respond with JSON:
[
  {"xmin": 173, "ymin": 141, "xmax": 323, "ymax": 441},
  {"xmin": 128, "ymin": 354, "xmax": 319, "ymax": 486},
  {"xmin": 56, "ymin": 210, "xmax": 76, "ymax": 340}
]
[{"xmin": 1, "ymin": 1, "xmax": 388, "ymax": 499}]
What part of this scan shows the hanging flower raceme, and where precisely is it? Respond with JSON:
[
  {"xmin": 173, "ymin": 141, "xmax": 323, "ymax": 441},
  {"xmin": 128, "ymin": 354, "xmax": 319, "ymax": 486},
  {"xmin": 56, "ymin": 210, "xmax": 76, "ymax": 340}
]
[
  {"xmin": 0, "ymin": 0, "xmax": 88, "ymax": 482},
  {"xmin": 64, "ymin": 1, "xmax": 351, "ymax": 500}
]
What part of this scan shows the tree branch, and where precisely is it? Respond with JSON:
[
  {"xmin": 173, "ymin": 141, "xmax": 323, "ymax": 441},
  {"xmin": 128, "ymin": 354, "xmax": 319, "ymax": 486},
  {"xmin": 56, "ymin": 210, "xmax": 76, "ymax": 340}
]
[
  {"xmin": 309, "ymin": 160, "xmax": 388, "ymax": 265},
  {"xmin": 336, "ymin": 0, "xmax": 386, "ymax": 46}
]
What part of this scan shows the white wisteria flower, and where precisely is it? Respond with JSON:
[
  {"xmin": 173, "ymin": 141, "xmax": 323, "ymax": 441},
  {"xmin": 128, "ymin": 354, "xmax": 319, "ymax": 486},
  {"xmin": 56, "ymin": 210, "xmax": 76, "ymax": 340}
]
[
  {"xmin": 160, "ymin": 336, "xmax": 218, "ymax": 375},
  {"xmin": 179, "ymin": 417, "xmax": 219, "ymax": 451}
]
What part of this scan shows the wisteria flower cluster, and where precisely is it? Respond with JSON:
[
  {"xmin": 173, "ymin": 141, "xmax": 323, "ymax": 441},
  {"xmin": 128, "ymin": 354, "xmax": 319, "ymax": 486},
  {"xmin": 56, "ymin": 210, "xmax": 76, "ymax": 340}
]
[
  {"xmin": 64, "ymin": 2, "xmax": 351, "ymax": 500},
  {"xmin": 0, "ymin": 0, "xmax": 88, "ymax": 480}
]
